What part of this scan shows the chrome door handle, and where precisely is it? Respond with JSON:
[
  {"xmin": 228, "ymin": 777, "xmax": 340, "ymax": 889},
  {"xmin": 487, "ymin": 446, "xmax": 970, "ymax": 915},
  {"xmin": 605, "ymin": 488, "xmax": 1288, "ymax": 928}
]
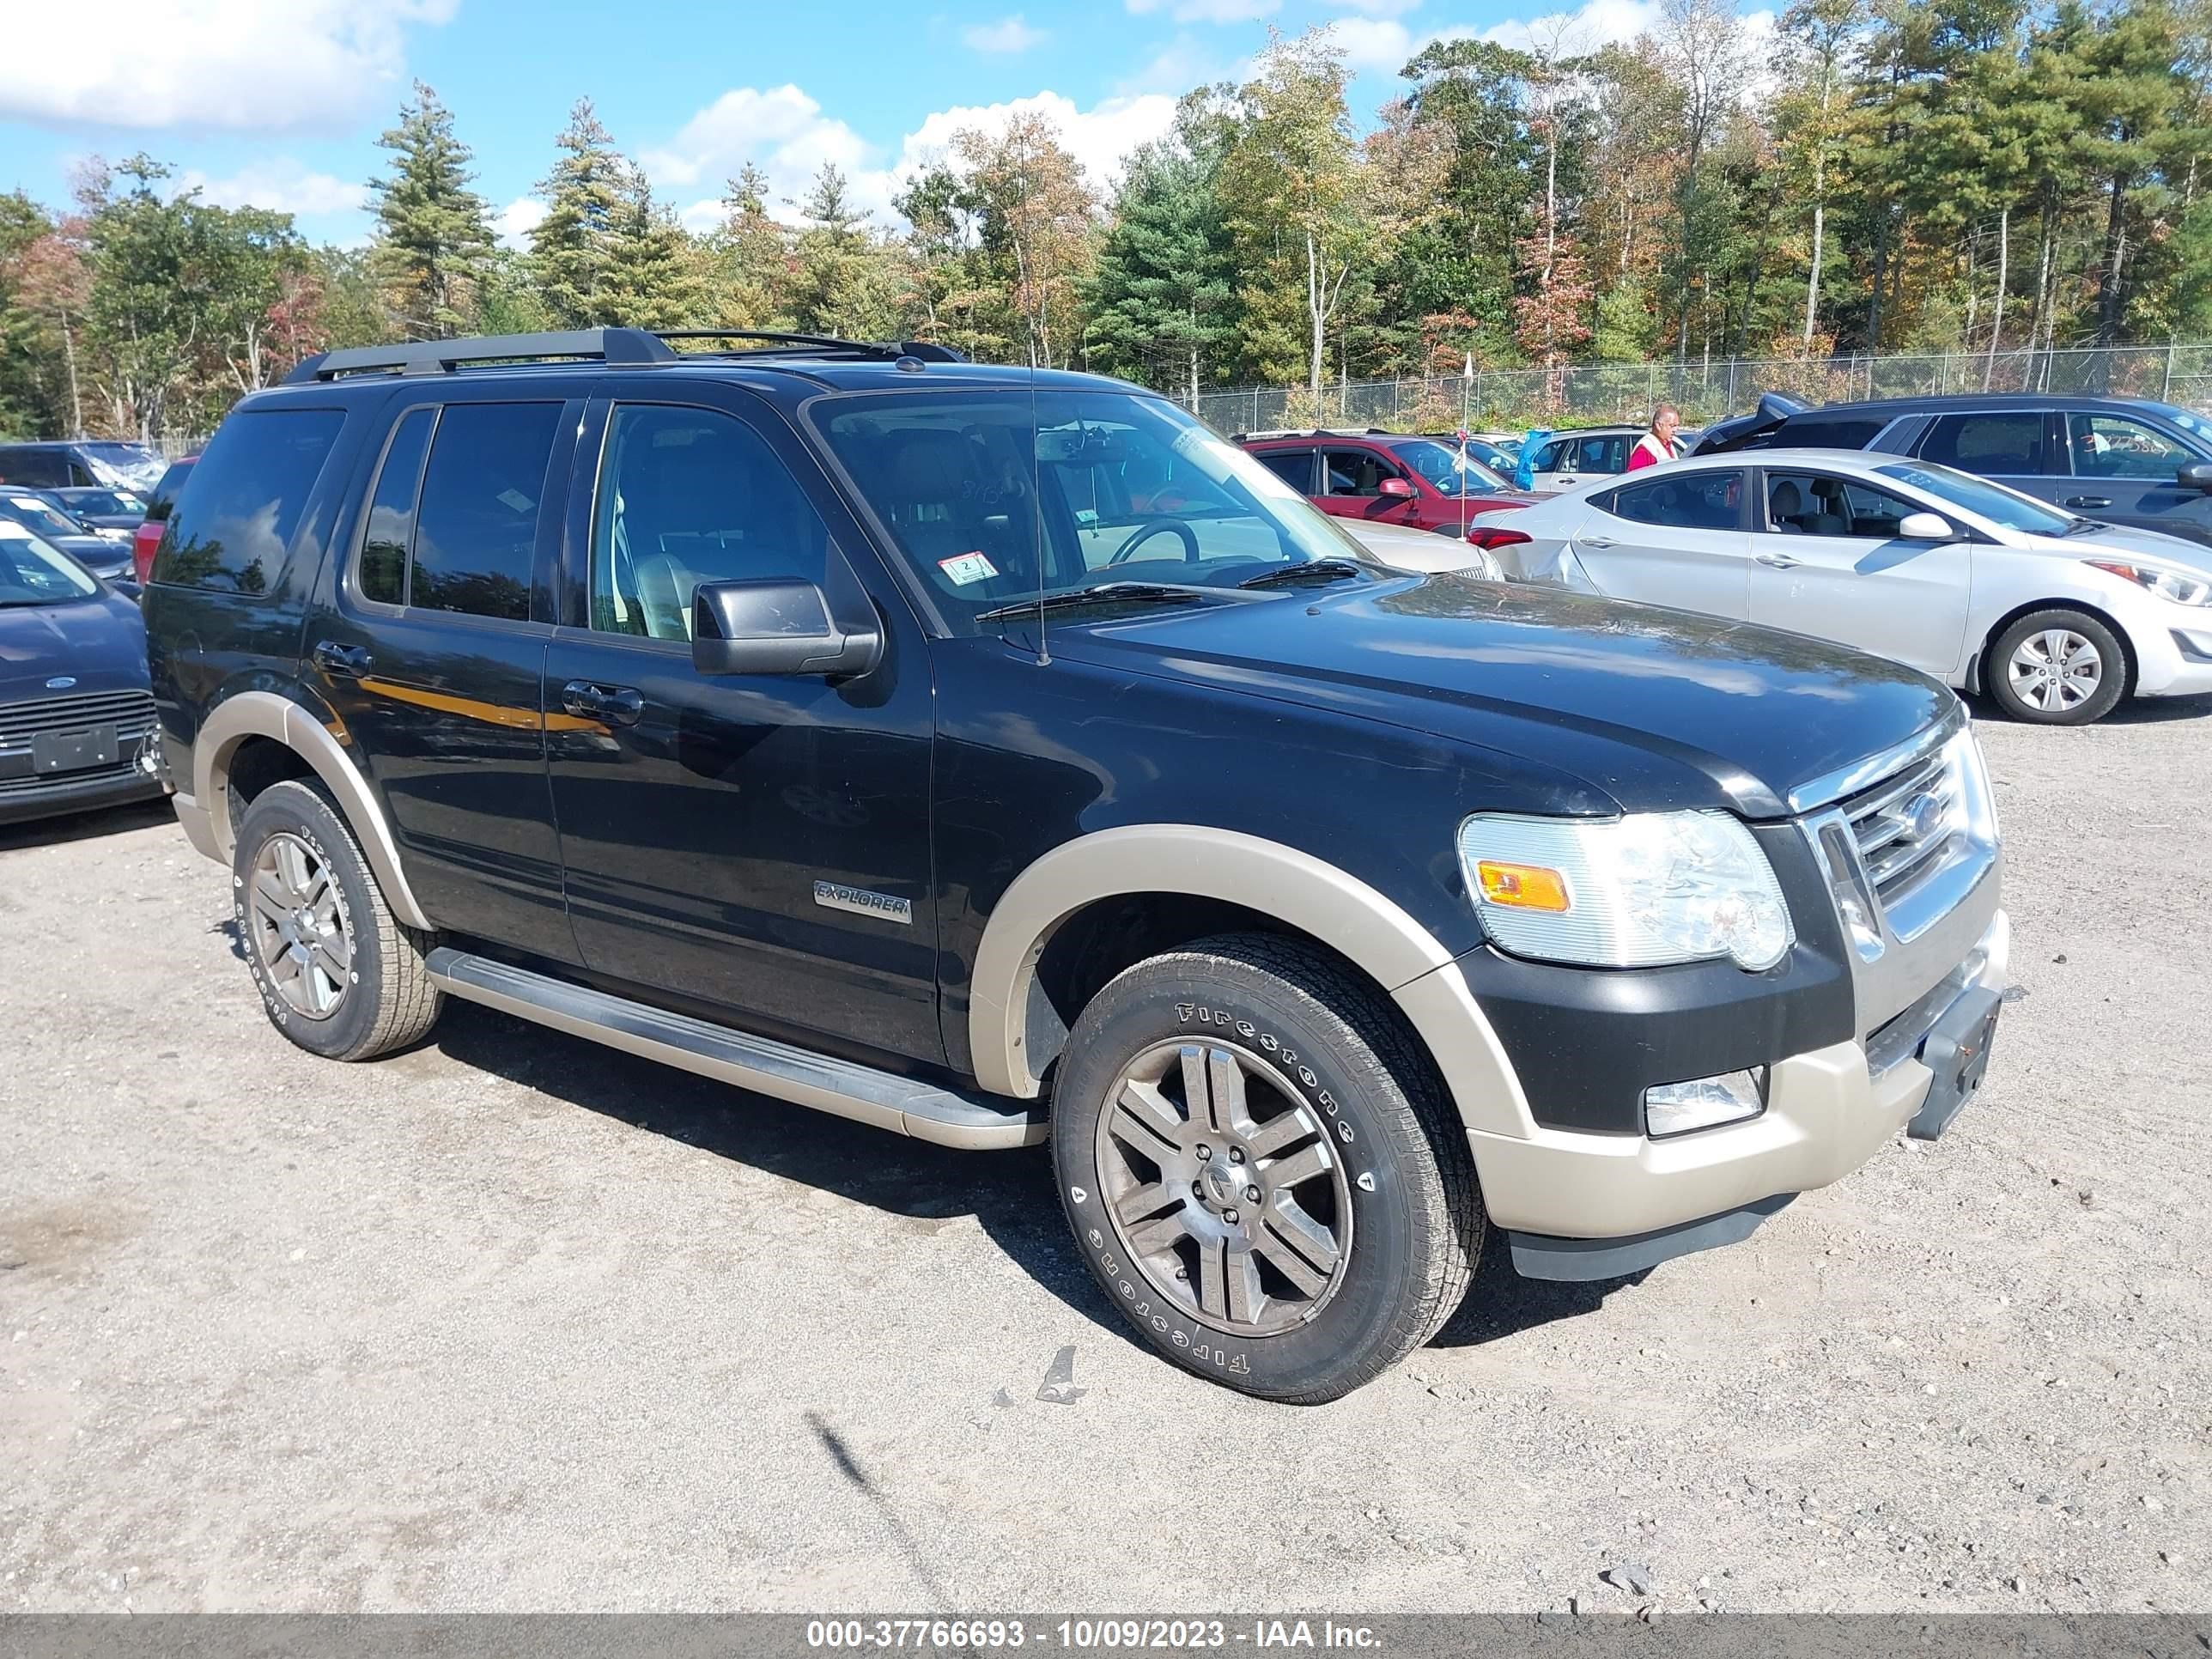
[
  {"xmin": 2065, "ymin": 495, "xmax": 2112, "ymax": 509},
  {"xmin": 1578, "ymin": 537, "xmax": 1616, "ymax": 549},
  {"xmin": 561, "ymin": 680, "xmax": 644, "ymax": 726},
  {"xmin": 311, "ymin": 640, "xmax": 371, "ymax": 677},
  {"xmin": 1756, "ymin": 553, "xmax": 1802, "ymax": 569}
]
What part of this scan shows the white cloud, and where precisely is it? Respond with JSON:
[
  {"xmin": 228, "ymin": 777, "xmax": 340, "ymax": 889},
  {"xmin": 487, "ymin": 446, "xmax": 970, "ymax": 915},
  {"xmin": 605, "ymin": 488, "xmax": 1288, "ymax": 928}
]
[
  {"xmin": 1327, "ymin": 0, "xmax": 1425, "ymax": 15},
  {"xmin": 1117, "ymin": 36, "xmax": 1219, "ymax": 95},
  {"xmin": 496, "ymin": 197, "xmax": 548, "ymax": 249},
  {"xmin": 177, "ymin": 159, "xmax": 361, "ymax": 217},
  {"xmin": 1477, "ymin": 0, "xmax": 1660, "ymax": 53},
  {"xmin": 651, "ymin": 85, "xmax": 1179, "ymax": 231},
  {"xmin": 1331, "ymin": 17, "xmax": 1418, "ymax": 73},
  {"xmin": 963, "ymin": 13, "xmax": 1048, "ymax": 52},
  {"xmin": 0, "ymin": 0, "xmax": 454, "ymax": 131},
  {"xmin": 1125, "ymin": 0, "xmax": 1279, "ymax": 22}
]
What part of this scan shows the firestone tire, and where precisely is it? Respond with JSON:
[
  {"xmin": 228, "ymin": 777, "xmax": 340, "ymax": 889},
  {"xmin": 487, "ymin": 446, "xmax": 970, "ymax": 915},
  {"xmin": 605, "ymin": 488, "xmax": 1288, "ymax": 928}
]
[
  {"xmin": 1050, "ymin": 933, "xmax": 1482, "ymax": 1404},
  {"xmin": 231, "ymin": 779, "xmax": 443, "ymax": 1061}
]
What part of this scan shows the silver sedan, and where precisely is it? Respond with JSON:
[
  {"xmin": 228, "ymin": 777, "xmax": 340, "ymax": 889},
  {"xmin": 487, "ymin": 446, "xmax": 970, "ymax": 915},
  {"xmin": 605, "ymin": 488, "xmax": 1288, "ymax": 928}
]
[{"xmin": 1487, "ymin": 448, "xmax": 2212, "ymax": 724}]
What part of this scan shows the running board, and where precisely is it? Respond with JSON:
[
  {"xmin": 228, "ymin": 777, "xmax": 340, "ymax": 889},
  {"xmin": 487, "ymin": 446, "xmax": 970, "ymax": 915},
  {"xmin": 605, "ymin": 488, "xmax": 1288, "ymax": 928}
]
[{"xmin": 423, "ymin": 949, "xmax": 1046, "ymax": 1150}]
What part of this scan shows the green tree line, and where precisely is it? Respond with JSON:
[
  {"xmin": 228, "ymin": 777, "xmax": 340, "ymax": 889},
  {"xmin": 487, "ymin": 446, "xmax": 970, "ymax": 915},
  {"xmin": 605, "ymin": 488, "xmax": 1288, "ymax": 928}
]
[{"xmin": 4, "ymin": 0, "xmax": 2209, "ymax": 442}]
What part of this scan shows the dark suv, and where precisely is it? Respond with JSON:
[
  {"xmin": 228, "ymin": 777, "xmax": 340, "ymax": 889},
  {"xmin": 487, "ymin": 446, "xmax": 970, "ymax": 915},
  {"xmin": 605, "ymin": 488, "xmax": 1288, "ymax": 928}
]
[
  {"xmin": 143, "ymin": 328, "xmax": 2008, "ymax": 1402},
  {"xmin": 1699, "ymin": 392, "xmax": 2212, "ymax": 547}
]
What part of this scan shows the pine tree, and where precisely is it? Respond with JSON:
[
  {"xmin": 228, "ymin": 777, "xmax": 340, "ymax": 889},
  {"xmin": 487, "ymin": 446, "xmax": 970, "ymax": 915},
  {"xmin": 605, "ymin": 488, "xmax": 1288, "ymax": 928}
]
[
  {"xmin": 528, "ymin": 99, "xmax": 634, "ymax": 328},
  {"xmin": 1086, "ymin": 131, "xmax": 1236, "ymax": 398},
  {"xmin": 367, "ymin": 82, "xmax": 495, "ymax": 338},
  {"xmin": 708, "ymin": 163, "xmax": 791, "ymax": 330},
  {"xmin": 789, "ymin": 163, "xmax": 883, "ymax": 337},
  {"xmin": 597, "ymin": 177, "xmax": 702, "ymax": 330}
]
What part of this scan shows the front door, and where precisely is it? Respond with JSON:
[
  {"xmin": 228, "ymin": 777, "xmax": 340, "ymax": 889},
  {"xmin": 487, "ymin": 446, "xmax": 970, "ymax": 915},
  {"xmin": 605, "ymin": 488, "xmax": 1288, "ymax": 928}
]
[
  {"xmin": 305, "ymin": 393, "xmax": 579, "ymax": 963},
  {"xmin": 2057, "ymin": 410, "xmax": 2212, "ymax": 547},
  {"xmin": 1746, "ymin": 466, "xmax": 1972, "ymax": 678},
  {"xmin": 540, "ymin": 392, "xmax": 941, "ymax": 1066},
  {"xmin": 1319, "ymin": 447, "xmax": 1421, "ymax": 527}
]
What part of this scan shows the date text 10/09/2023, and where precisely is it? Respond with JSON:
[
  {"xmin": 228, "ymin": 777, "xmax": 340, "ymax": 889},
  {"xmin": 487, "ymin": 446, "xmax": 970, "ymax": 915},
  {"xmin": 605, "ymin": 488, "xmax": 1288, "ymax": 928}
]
[{"xmin": 805, "ymin": 1620, "xmax": 1382, "ymax": 1650}]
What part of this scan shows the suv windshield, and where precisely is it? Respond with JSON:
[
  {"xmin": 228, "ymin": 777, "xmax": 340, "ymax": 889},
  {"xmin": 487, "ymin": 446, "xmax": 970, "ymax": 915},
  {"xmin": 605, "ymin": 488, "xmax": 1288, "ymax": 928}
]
[
  {"xmin": 0, "ymin": 522, "xmax": 98, "ymax": 606},
  {"xmin": 1875, "ymin": 461, "xmax": 2075, "ymax": 536},
  {"xmin": 1385, "ymin": 438, "xmax": 1507, "ymax": 496},
  {"xmin": 815, "ymin": 389, "xmax": 1365, "ymax": 631}
]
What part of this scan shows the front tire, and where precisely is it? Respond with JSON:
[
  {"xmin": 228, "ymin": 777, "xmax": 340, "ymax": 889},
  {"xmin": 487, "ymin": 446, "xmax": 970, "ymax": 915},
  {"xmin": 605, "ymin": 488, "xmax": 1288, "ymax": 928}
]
[
  {"xmin": 1988, "ymin": 607, "xmax": 2128, "ymax": 725},
  {"xmin": 1050, "ymin": 934, "xmax": 1481, "ymax": 1403},
  {"xmin": 232, "ymin": 779, "xmax": 443, "ymax": 1060}
]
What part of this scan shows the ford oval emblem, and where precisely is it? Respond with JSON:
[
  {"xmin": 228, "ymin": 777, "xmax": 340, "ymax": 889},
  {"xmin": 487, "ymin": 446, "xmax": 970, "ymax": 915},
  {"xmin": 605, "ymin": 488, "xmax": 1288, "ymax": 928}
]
[{"xmin": 45, "ymin": 676, "xmax": 76, "ymax": 690}]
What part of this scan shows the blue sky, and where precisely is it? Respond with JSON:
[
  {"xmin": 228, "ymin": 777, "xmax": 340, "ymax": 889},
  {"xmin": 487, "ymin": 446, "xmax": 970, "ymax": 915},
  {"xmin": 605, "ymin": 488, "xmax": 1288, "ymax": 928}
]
[{"xmin": 0, "ymin": 0, "xmax": 1691, "ymax": 246}]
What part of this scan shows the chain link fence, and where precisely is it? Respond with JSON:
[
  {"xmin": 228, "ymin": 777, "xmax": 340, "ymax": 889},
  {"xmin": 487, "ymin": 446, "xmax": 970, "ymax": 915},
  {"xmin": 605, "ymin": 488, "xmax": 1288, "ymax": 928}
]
[{"xmin": 1182, "ymin": 343, "xmax": 2212, "ymax": 436}]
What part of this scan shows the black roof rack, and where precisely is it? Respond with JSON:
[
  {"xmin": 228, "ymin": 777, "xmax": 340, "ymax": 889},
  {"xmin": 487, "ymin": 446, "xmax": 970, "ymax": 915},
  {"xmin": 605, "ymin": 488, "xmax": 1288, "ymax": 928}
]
[
  {"xmin": 283, "ymin": 326, "xmax": 970, "ymax": 386},
  {"xmin": 286, "ymin": 327, "xmax": 678, "ymax": 384}
]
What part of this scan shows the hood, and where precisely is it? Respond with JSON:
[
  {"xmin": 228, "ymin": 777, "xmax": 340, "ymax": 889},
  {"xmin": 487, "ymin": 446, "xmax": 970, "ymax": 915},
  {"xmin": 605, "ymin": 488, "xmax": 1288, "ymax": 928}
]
[
  {"xmin": 1048, "ymin": 574, "xmax": 1957, "ymax": 820},
  {"xmin": 2016, "ymin": 520, "xmax": 2212, "ymax": 574},
  {"xmin": 0, "ymin": 593, "xmax": 149, "ymax": 702}
]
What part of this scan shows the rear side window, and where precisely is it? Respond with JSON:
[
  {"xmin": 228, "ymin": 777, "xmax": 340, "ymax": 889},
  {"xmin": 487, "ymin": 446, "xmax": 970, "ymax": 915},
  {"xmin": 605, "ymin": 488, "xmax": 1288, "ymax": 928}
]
[
  {"xmin": 0, "ymin": 449, "xmax": 67, "ymax": 488},
  {"xmin": 152, "ymin": 409, "xmax": 344, "ymax": 593},
  {"xmin": 1574, "ymin": 434, "xmax": 1632, "ymax": 474},
  {"xmin": 357, "ymin": 408, "xmax": 435, "ymax": 606},
  {"xmin": 1607, "ymin": 470, "xmax": 1743, "ymax": 531},
  {"xmin": 1255, "ymin": 449, "xmax": 1313, "ymax": 491},
  {"xmin": 145, "ymin": 461, "xmax": 193, "ymax": 523},
  {"xmin": 408, "ymin": 402, "xmax": 562, "ymax": 621},
  {"xmin": 1919, "ymin": 412, "xmax": 2047, "ymax": 474}
]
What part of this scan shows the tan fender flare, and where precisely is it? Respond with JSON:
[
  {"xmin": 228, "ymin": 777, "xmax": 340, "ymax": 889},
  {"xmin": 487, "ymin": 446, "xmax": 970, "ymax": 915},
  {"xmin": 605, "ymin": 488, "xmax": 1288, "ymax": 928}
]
[
  {"xmin": 966, "ymin": 823, "xmax": 1535, "ymax": 1140},
  {"xmin": 176, "ymin": 690, "xmax": 436, "ymax": 933}
]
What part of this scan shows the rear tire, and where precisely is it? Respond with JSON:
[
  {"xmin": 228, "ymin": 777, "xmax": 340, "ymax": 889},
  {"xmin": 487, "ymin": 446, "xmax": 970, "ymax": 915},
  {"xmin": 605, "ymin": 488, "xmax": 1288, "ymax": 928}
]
[
  {"xmin": 1987, "ymin": 607, "xmax": 2128, "ymax": 725},
  {"xmin": 1050, "ymin": 933, "xmax": 1481, "ymax": 1404},
  {"xmin": 232, "ymin": 779, "xmax": 442, "ymax": 1060}
]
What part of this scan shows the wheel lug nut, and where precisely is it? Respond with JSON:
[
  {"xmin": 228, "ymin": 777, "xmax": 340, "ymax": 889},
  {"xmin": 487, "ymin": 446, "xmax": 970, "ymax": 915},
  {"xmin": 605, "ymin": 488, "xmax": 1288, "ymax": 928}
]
[
  {"xmin": 1191, "ymin": 1180, "xmax": 1206, "ymax": 1197},
  {"xmin": 1245, "ymin": 1185, "xmax": 1262, "ymax": 1204},
  {"xmin": 1224, "ymin": 1207, "xmax": 1241, "ymax": 1224},
  {"xmin": 1194, "ymin": 1146, "xmax": 1212, "ymax": 1162},
  {"xmin": 1226, "ymin": 1146, "xmax": 1244, "ymax": 1164}
]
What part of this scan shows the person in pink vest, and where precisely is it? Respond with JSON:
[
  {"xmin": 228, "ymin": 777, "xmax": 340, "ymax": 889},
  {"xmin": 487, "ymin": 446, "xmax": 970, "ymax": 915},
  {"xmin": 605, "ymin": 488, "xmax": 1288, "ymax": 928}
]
[{"xmin": 1626, "ymin": 404, "xmax": 1681, "ymax": 471}]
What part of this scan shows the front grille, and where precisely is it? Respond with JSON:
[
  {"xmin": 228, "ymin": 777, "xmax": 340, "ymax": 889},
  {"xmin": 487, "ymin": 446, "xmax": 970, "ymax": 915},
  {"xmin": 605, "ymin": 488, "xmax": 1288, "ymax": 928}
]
[
  {"xmin": 0, "ymin": 689, "xmax": 157, "ymax": 747},
  {"xmin": 0, "ymin": 758, "xmax": 147, "ymax": 799},
  {"xmin": 1840, "ymin": 744, "xmax": 1964, "ymax": 910}
]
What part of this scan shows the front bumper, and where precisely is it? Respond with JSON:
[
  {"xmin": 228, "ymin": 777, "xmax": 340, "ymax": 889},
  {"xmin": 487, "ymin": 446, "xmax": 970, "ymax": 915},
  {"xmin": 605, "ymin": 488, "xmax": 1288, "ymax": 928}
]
[{"xmin": 1464, "ymin": 908, "xmax": 2009, "ymax": 1251}]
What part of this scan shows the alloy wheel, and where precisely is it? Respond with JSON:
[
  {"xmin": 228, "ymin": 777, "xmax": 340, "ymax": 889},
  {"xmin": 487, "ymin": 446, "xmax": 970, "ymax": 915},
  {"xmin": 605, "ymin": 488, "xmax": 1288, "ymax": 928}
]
[
  {"xmin": 2007, "ymin": 627, "xmax": 2103, "ymax": 713},
  {"xmin": 1093, "ymin": 1039, "xmax": 1354, "ymax": 1336},
  {"xmin": 246, "ymin": 831, "xmax": 354, "ymax": 1020}
]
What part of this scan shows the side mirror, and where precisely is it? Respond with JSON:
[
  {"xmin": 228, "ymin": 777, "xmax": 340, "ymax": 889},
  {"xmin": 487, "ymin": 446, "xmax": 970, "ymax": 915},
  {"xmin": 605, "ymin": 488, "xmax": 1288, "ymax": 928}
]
[
  {"xmin": 1897, "ymin": 511, "xmax": 1954, "ymax": 541},
  {"xmin": 1377, "ymin": 477, "xmax": 1416, "ymax": 498},
  {"xmin": 690, "ymin": 578, "xmax": 882, "ymax": 679},
  {"xmin": 2177, "ymin": 461, "xmax": 2212, "ymax": 491}
]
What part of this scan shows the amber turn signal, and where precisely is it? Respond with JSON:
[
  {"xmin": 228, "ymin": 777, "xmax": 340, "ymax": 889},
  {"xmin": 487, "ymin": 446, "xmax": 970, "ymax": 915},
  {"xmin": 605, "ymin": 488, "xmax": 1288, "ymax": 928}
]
[{"xmin": 1474, "ymin": 860, "xmax": 1572, "ymax": 912}]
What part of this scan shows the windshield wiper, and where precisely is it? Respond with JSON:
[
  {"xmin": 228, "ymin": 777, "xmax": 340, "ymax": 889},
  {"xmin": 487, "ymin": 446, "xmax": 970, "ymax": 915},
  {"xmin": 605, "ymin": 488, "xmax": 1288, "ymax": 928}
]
[
  {"xmin": 1237, "ymin": 557, "xmax": 1369, "ymax": 590},
  {"xmin": 973, "ymin": 581, "xmax": 1221, "ymax": 623},
  {"xmin": 2063, "ymin": 518, "xmax": 2112, "ymax": 536}
]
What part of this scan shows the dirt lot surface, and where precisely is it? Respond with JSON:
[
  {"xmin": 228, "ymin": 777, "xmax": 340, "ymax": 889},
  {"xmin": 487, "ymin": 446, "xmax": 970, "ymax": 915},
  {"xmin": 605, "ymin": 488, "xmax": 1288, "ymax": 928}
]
[{"xmin": 3, "ymin": 702, "xmax": 2208, "ymax": 1615}]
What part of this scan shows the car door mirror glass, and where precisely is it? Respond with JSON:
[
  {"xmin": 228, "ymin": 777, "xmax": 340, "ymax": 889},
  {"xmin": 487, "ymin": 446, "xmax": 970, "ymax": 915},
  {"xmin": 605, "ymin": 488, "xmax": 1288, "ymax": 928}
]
[
  {"xmin": 2177, "ymin": 461, "xmax": 2212, "ymax": 491},
  {"xmin": 692, "ymin": 578, "xmax": 882, "ymax": 678},
  {"xmin": 1896, "ymin": 511, "xmax": 1953, "ymax": 541},
  {"xmin": 1377, "ymin": 477, "xmax": 1415, "ymax": 498}
]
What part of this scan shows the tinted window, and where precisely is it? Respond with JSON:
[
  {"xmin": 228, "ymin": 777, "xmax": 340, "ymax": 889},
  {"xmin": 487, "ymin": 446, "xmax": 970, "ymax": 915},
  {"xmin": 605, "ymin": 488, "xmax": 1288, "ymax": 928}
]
[
  {"xmin": 1532, "ymin": 441, "xmax": 1565, "ymax": 472},
  {"xmin": 408, "ymin": 402, "xmax": 561, "ymax": 621},
  {"xmin": 0, "ymin": 449, "xmax": 66, "ymax": 488},
  {"xmin": 1324, "ymin": 448, "xmax": 1399, "ymax": 496},
  {"xmin": 1574, "ymin": 434, "xmax": 1632, "ymax": 474},
  {"xmin": 1608, "ymin": 471, "xmax": 1742, "ymax": 531},
  {"xmin": 591, "ymin": 404, "xmax": 849, "ymax": 641},
  {"xmin": 359, "ymin": 407, "xmax": 434, "ymax": 606},
  {"xmin": 1765, "ymin": 471, "xmax": 1923, "ymax": 538},
  {"xmin": 145, "ymin": 461, "xmax": 194, "ymax": 523},
  {"xmin": 2066, "ymin": 413, "xmax": 2192, "ymax": 479},
  {"xmin": 152, "ymin": 409, "xmax": 343, "ymax": 593},
  {"xmin": 1920, "ymin": 412, "xmax": 2047, "ymax": 474},
  {"xmin": 1255, "ymin": 449, "xmax": 1313, "ymax": 491},
  {"xmin": 1773, "ymin": 416, "xmax": 1885, "ymax": 451}
]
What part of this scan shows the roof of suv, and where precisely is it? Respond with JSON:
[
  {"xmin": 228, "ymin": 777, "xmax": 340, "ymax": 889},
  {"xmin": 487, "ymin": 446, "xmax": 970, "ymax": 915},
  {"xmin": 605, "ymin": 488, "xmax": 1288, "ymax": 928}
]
[{"xmin": 1784, "ymin": 392, "xmax": 2192, "ymax": 418}]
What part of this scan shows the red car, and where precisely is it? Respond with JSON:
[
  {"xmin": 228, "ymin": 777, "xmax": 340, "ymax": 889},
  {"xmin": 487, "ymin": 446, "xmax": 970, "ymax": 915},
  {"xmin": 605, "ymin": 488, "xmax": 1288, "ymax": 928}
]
[
  {"xmin": 132, "ymin": 456, "xmax": 196, "ymax": 583},
  {"xmin": 1238, "ymin": 429, "xmax": 1540, "ymax": 547}
]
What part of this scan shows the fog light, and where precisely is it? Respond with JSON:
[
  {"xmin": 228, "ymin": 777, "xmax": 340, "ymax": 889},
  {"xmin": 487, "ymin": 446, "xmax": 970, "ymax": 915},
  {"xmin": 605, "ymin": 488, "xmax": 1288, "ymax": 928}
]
[{"xmin": 1644, "ymin": 1068, "xmax": 1766, "ymax": 1138}]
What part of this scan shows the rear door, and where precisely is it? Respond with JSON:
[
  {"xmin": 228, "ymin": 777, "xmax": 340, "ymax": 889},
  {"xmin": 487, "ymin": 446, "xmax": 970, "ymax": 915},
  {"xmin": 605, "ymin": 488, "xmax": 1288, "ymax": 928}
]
[
  {"xmin": 1570, "ymin": 467, "xmax": 1754, "ymax": 617},
  {"xmin": 2056, "ymin": 410, "xmax": 2212, "ymax": 547},
  {"xmin": 1249, "ymin": 445, "xmax": 1317, "ymax": 496},
  {"xmin": 1913, "ymin": 410, "xmax": 2058, "ymax": 505},
  {"xmin": 1746, "ymin": 465, "xmax": 1972, "ymax": 678},
  {"xmin": 302, "ymin": 393, "xmax": 580, "ymax": 963}
]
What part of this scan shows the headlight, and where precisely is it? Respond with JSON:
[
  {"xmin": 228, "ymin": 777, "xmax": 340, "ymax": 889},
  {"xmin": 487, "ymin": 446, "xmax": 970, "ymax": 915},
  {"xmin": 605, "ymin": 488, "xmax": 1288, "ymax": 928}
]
[
  {"xmin": 1458, "ymin": 810, "xmax": 1794, "ymax": 971},
  {"xmin": 2086, "ymin": 559, "xmax": 2212, "ymax": 606}
]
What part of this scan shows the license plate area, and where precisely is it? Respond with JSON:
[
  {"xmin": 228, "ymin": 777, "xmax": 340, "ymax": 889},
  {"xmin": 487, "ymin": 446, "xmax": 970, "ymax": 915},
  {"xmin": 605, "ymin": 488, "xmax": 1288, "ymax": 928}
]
[
  {"xmin": 32, "ymin": 725, "xmax": 119, "ymax": 775},
  {"xmin": 1906, "ymin": 986, "xmax": 2001, "ymax": 1141}
]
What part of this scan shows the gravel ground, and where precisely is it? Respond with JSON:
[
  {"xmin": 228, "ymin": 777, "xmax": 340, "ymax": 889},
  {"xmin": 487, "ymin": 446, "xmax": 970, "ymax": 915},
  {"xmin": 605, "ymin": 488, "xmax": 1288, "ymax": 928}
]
[{"xmin": 2, "ymin": 699, "xmax": 2207, "ymax": 1615}]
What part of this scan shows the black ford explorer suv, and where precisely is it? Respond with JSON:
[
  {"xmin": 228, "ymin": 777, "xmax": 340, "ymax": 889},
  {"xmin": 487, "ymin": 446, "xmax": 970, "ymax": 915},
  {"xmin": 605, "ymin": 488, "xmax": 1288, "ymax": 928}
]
[{"xmin": 143, "ymin": 328, "xmax": 2008, "ymax": 1402}]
